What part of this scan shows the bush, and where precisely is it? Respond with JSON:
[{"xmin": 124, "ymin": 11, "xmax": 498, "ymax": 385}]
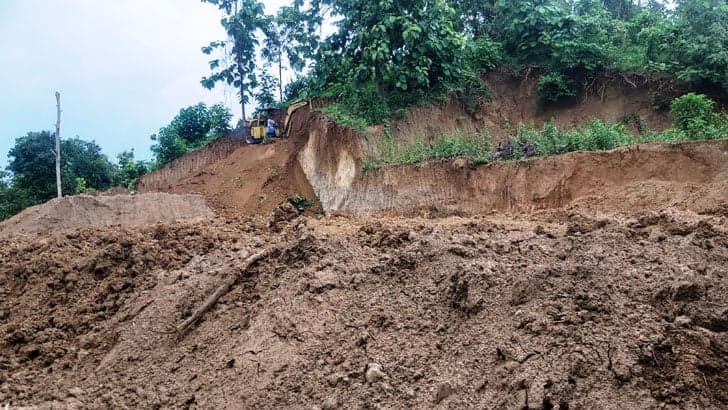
[
  {"xmin": 670, "ymin": 93, "xmax": 717, "ymax": 136},
  {"xmin": 463, "ymin": 37, "xmax": 504, "ymax": 74},
  {"xmin": 537, "ymin": 72, "xmax": 576, "ymax": 103}
]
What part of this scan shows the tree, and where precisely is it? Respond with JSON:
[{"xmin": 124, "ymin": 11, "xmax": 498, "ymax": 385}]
[
  {"xmin": 321, "ymin": 0, "xmax": 464, "ymax": 94},
  {"xmin": 117, "ymin": 149, "xmax": 149, "ymax": 190},
  {"xmin": 201, "ymin": 0, "xmax": 267, "ymax": 121},
  {"xmin": 446, "ymin": 0, "xmax": 498, "ymax": 36},
  {"xmin": 6, "ymin": 131, "xmax": 117, "ymax": 208},
  {"xmin": 254, "ymin": 69, "xmax": 279, "ymax": 108},
  {"xmin": 261, "ymin": 2, "xmax": 323, "ymax": 101},
  {"xmin": 150, "ymin": 103, "xmax": 232, "ymax": 167},
  {"xmin": 671, "ymin": 0, "xmax": 728, "ymax": 93}
]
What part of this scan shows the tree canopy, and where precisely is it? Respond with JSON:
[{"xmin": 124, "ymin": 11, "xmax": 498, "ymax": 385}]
[{"xmin": 150, "ymin": 102, "xmax": 232, "ymax": 167}]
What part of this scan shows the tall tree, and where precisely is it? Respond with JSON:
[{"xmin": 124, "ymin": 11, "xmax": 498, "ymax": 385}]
[
  {"xmin": 261, "ymin": 2, "xmax": 322, "ymax": 101},
  {"xmin": 201, "ymin": 0, "xmax": 267, "ymax": 120},
  {"xmin": 321, "ymin": 0, "xmax": 464, "ymax": 94},
  {"xmin": 254, "ymin": 69, "xmax": 279, "ymax": 108}
]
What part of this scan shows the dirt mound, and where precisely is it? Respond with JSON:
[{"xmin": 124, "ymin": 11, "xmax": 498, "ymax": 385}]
[
  {"xmin": 0, "ymin": 193, "xmax": 214, "ymax": 238},
  {"xmin": 1, "ymin": 211, "xmax": 726, "ymax": 408}
]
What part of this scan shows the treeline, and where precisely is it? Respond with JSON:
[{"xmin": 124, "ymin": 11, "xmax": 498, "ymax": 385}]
[
  {"xmin": 202, "ymin": 0, "xmax": 727, "ymax": 124},
  {"xmin": 0, "ymin": 102, "xmax": 233, "ymax": 221}
]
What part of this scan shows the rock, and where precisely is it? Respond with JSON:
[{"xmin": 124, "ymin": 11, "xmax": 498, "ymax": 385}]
[
  {"xmin": 674, "ymin": 315, "xmax": 692, "ymax": 327},
  {"xmin": 433, "ymin": 382, "xmax": 455, "ymax": 404},
  {"xmin": 321, "ymin": 396, "xmax": 339, "ymax": 410},
  {"xmin": 68, "ymin": 387, "xmax": 84, "ymax": 398},
  {"xmin": 365, "ymin": 363, "xmax": 386, "ymax": 383},
  {"xmin": 670, "ymin": 281, "xmax": 705, "ymax": 301},
  {"xmin": 308, "ymin": 269, "xmax": 338, "ymax": 294}
]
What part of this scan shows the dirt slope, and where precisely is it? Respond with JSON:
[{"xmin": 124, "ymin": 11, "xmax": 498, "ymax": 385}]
[
  {"xmin": 1, "ymin": 210, "xmax": 726, "ymax": 409},
  {"xmin": 0, "ymin": 193, "xmax": 214, "ymax": 238},
  {"xmin": 137, "ymin": 111, "xmax": 320, "ymax": 217}
]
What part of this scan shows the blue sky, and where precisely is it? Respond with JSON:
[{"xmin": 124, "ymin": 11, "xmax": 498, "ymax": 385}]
[{"xmin": 0, "ymin": 0, "xmax": 289, "ymax": 169}]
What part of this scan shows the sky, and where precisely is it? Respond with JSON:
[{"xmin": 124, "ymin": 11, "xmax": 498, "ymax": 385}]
[{"xmin": 0, "ymin": 0, "xmax": 292, "ymax": 169}]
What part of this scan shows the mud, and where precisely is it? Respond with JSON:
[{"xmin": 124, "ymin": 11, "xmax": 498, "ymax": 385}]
[{"xmin": 1, "ymin": 209, "xmax": 727, "ymax": 409}]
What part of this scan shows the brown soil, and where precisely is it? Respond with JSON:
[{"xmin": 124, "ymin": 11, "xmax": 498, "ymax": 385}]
[
  {"xmin": 0, "ymin": 193, "xmax": 214, "ymax": 239},
  {"xmin": 1, "ymin": 210, "xmax": 727, "ymax": 409}
]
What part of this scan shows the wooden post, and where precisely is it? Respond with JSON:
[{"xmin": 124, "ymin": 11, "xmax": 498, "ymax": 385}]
[{"xmin": 55, "ymin": 91, "xmax": 62, "ymax": 198}]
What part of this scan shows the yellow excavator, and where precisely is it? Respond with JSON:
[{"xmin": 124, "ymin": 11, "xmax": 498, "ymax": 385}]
[{"xmin": 247, "ymin": 100, "xmax": 308, "ymax": 144}]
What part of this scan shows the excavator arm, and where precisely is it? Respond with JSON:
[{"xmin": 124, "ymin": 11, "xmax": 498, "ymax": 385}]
[{"xmin": 283, "ymin": 100, "xmax": 309, "ymax": 137}]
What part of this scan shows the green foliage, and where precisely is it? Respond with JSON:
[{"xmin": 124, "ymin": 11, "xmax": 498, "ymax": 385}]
[
  {"xmin": 363, "ymin": 114, "xmax": 728, "ymax": 171},
  {"xmin": 671, "ymin": 1, "xmax": 728, "ymax": 93},
  {"xmin": 462, "ymin": 36, "xmax": 503, "ymax": 75},
  {"xmin": 365, "ymin": 131, "xmax": 493, "ymax": 170},
  {"xmin": 537, "ymin": 72, "xmax": 576, "ymax": 103},
  {"xmin": 201, "ymin": 0, "xmax": 268, "ymax": 119},
  {"xmin": 117, "ymin": 149, "xmax": 149, "ymax": 191},
  {"xmin": 254, "ymin": 70, "xmax": 280, "ymax": 109},
  {"xmin": 287, "ymin": 194, "xmax": 312, "ymax": 211},
  {"xmin": 151, "ymin": 103, "xmax": 232, "ymax": 167},
  {"xmin": 319, "ymin": 103, "xmax": 370, "ymax": 134},
  {"xmin": 321, "ymin": 0, "xmax": 465, "ymax": 93},
  {"xmin": 670, "ymin": 93, "xmax": 716, "ymax": 132}
]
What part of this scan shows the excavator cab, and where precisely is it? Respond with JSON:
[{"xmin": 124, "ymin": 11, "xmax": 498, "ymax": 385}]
[{"xmin": 245, "ymin": 101, "xmax": 308, "ymax": 144}]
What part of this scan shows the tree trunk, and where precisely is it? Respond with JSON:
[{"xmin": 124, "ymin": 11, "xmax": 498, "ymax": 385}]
[
  {"xmin": 54, "ymin": 92, "xmax": 62, "ymax": 198},
  {"xmin": 278, "ymin": 52, "xmax": 284, "ymax": 102}
]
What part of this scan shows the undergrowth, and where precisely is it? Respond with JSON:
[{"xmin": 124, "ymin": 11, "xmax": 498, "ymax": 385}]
[{"xmin": 363, "ymin": 118, "xmax": 727, "ymax": 171}]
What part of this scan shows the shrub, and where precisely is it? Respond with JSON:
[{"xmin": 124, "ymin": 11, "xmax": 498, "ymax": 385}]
[
  {"xmin": 537, "ymin": 72, "xmax": 576, "ymax": 103},
  {"xmin": 670, "ymin": 93, "xmax": 717, "ymax": 136}
]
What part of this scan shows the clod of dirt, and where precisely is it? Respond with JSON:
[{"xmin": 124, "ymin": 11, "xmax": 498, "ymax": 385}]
[
  {"xmin": 267, "ymin": 202, "xmax": 300, "ymax": 232},
  {"xmin": 510, "ymin": 277, "xmax": 540, "ymax": 306},
  {"xmin": 434, "ymin": 382, "xmax": 455, "ymax": 404},
  {"xmin": 321, "ymin": 396, "xmax": 339, "ymax": 410},
  {"xmin": 365, "ymin": 363, "xmax": 386, "ymax": 383}
]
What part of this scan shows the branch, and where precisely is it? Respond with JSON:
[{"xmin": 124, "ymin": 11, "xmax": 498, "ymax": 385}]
[{"xmin": 175, "ymin": 248, "xmax": 273, "ymax": 338}]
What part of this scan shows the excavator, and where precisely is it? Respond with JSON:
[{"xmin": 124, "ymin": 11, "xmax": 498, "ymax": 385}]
[{"xmin": 246, "ymin": 100, "xmax": 308, "ymax": 144}]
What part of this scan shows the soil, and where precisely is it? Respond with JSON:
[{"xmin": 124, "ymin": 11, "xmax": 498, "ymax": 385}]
[
  {"xmin": 1, "ymin": 210, "xmax": 727, "ymax": 409},
  {"xmin": 0, "ymin": 193, "xmax": 214, "ymax": 239},
  {"xmin": 2, "ymin": 77, "xmax": 728, "ymax": 409}
]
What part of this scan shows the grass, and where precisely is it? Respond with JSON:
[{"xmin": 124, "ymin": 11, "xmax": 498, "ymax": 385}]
[
  {"xmin": 362, "ymin": 118, "xmax": 728, "ymax": 171},
  {"xmin": 364, "ymin": 131, "xmax": 493, "ymax": 170},
  {"xmin": 319, "ymin": 103, "xmax": 371, "ymax": 135}
]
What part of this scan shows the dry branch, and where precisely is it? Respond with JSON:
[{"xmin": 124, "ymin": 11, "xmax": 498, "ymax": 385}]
[{"xmin": 176, "ymin": 248, "xmax": 272, "ymax": 338}]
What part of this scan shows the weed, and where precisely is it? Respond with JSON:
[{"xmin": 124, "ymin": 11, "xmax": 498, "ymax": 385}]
[{"xmin": 287, "ymin": 194, "xmax": 312, "ymax": 211}]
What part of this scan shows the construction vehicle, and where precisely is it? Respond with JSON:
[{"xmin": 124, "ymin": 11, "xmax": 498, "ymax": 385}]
[{"xmin": 246, "ymin": 100, "xmax": 308, "ymax": 144}]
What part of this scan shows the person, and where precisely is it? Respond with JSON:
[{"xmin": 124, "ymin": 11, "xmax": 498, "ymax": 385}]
[{"xmin": 267, "ymin": 118, "xmax": 276, "ymax": 138}]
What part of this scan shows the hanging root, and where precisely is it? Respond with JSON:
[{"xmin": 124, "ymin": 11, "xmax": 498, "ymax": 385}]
[{"xmin": 175, "ymin": 248, "xmax": 273, "ymax": 338}]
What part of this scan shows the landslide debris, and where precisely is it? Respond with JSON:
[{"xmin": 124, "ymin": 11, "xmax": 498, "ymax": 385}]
[{"xmin": 1, "ymin": 210, "xmax": 726, "ymax": 409}]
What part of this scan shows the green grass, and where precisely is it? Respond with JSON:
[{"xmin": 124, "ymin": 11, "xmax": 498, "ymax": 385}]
[
  {"xmin": 362, "ymin": 118, "xmax": 728, "ymax": 171},
  {"xmin": 319, "ymin": 103, "xmax": 370, "ymax": 134}
]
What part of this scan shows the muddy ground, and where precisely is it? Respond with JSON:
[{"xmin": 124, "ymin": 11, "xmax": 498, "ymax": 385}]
[{"xmin": 1, "ymin": 207, "xmax": 727, "ymax": 409}]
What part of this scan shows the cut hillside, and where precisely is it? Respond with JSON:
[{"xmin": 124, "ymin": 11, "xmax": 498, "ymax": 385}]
[
  {"xmin": 137, "ymin": 110, "xmax": 320, "ymax": 217},
  {"xmin": 132, "ymin": 76, "xmax": 728, "ymax": 220}
]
